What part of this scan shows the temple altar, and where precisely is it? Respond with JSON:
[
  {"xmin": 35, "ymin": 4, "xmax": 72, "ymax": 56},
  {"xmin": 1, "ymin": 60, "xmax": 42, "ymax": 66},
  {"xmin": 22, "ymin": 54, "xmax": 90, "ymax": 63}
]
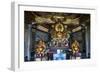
[{"xmin": 24, "ymin": 11, "xmax": 90, "ymax": 61}]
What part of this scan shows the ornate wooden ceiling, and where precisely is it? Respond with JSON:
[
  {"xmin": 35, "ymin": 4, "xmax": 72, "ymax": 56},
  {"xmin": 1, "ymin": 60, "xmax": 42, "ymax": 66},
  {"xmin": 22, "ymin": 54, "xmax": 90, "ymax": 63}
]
[{"xmin": 24, "ymin": 11, "xmax": 90, "ymax": 31}]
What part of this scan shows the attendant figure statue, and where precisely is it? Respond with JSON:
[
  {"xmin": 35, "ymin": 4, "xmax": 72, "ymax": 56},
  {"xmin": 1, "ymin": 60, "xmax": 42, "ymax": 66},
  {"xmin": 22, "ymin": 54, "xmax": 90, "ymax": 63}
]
[
  {"xmin": 71, "ymin": 40, "xmax": 80, "ymax": 59},
  {"xmin": 36, "ymin": 40, "xmax": 46, "ymax": 61}
]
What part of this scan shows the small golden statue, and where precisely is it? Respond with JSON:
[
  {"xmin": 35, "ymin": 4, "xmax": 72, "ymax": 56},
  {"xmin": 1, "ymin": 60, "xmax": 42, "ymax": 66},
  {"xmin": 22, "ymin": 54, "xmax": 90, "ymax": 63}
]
[
  {"xmin": 71, "ymin": 40, "xmax": 80, "ymax": 56},
  {"xmin": 36, "ymin": 40, "xmax": 46, "ymax": 55}
]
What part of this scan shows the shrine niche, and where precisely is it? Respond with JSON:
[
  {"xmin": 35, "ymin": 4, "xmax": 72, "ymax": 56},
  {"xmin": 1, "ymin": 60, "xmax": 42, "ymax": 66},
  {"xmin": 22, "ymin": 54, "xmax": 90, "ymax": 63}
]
[{"xmin": 24, "ymin": 11, "xmax": 90, "ymax": 61}]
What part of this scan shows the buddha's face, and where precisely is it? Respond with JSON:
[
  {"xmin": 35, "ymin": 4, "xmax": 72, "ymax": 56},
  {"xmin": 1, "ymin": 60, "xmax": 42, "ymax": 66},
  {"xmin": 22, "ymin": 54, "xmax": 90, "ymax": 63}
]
[
  {"xmin": 75, "ymin": 40, "xmax": 77, "ymax": 43},
  {"xmin": 38, "ymin": 40, "xmax": 43, "ymax": 45}
]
